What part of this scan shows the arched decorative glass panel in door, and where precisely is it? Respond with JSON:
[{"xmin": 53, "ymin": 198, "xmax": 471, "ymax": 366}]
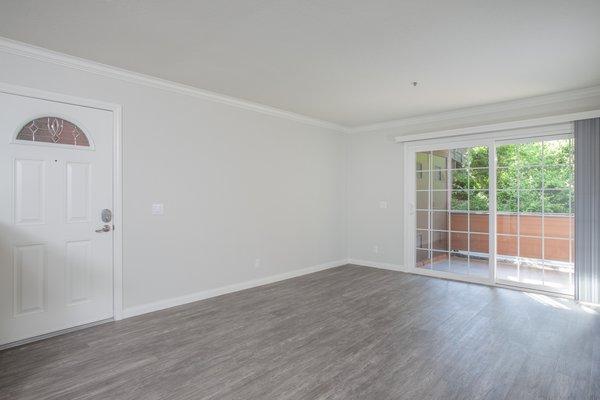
[{"xmin": 16, "ymin": 117, "xmax": 90, "ymax": 147}]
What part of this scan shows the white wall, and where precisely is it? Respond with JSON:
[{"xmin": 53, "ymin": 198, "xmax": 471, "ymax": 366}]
[
  {"xmin": 0, "ymin": 49, "xmax": 347, "ymax": 312},
  {"xmin": 347, "ymin": 132, "xmax": 405, "ymax": 268},
  {"xmin": 347, "ymin": 91, "xmax": 600, "ymax": 269},
  {"xmin": 3, "ymin": 42, "xmax": 600, "ymax": 318}
]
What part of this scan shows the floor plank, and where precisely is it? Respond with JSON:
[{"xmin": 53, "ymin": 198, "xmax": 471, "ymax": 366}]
[{"xmin": 1, "ymin": 265, "xmax": 598, "ymax": 399}]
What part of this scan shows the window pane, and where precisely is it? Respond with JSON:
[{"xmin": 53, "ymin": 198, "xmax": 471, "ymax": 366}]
[
  {"xmin": 432, "ymin": 231, "xmax": 449, "ymax": 251},
  {"xmin": 469, "ymin": 146, "xmax": 489, "ymax": 168},
  {"xmin": 416, "ymin": 152, "xmax": 430, "ymax": 170},
  {"xmin": 450, "ymin": 212, "xmax": 468, "ymax": 232},
  {"xmin": 431, "ymin": 251, "xmax": 449, "ymax": 272},
  {"xmin": 416, "ymin": 211, "xmax": 428, "ymax": 230},
  {"xmin": 543, "ymin": 263, "xmax": 573, "ymax": 295},
  {"xmin": 469, "ymin": 168, "xmax": 489, "ymax": 190},
  {"xmin": 432, "ymin": 169, "xmax": 448, "ymax": 190},
  {"xmin": 432, "ymin": 191, "xmax": 448, "ymax": 210},
  {"xmin": 497, "ymin": 167, "xmax": 518, "ymax": 190},
  {"xmin": 16, "ymin": 116, "xmax": 91, "ymax": 147},
  {"xmin": 416, "ymin": 191, "xmax": 429, "ymax": 209},
  {"xmin": 517, "ymin": 141, "xmax": 543, "ymax": 165},
  {"xmin": 450, "ymin": 252, "xmax": 469, "ymax": 275},
  {"xmin": 496, "ymin": 144, "xmax": 518, "ymax": 167},
  {"xmin": 519, "ymin": 190, "xmax": 542, "ymax": 213},
  {"xmin": 543, "ymin": 165, "xmax": 572, "ymax": 190},
  {"xmin": 497, "ymin": 235, "xmax": 517, "ymax": 256},
  {"xmin": 544, "ymin": 238, "xmax": 570, "ymax": 263},
  {"xmin": 450, "ymin": 232, "xmax": 468, "ymax": 252},
  {"xmin": 519, "ymin": 166, "xmax": 543, "ymax": 190},
  {"xmin": 497, "ymin": 214, "xmax": 518, "ymax": 235},
  {"xmin": 416, "ymin": 249, "xmax": 431, "ymax": 268},
  {"xmin": 543, "ymin": 215, "xmax": 570, "ymax": 239},
  {"xmin": 416, "ymin": 230, "xmax": 430, "ymax": 249},
  {"xmin": 450, "ymin": 148, "xmax": 470, "ymax": 169},
  {"xmin": 469, "ymin": 255, "xmax": 489, "ymax": 277},
  {"xmin": 470, "ymin": 190, "xmax": 489, "ymax": 211},
  {"xmin": 469, "ymin": 213, "xmax": 488, "ymax": 233},
  {"xmin": 497, "ymin": 256, "xmax": 519, "ymax": 282},
  {"xmin": 519, "ymin": 215, "xmax": 542, "ymax": 237},
  {"xmin": 416, "ymin": 170, "xmax": 429, "ymax": 190},
  {"xmin": 451, "ymin": 169, "xmax": 468, "ymax": 190},
  {"xmin": 544, "ymin": 190, "xmax": 571, "ymax": 213},
  {"xmin": 543, "ymin": 139, "xmax": 573, "ymax": 166},
  {"xmin": 431, "ymin": 211, "xmax": 449, "ymax": 231},
  {"xmin": 451, "ymin": 191, "xmax": 468, "ymax": 211},
  {"xmin": 470, "ymin": 233, "xmax": 489, "ymax": 254},
  {"xmin": 520, "ymin": 236, "xmax": 542, "ymax": 259},
  {"xmin": 497, "ymin": 190, "xmax": 518, "ymax": 213},
  {"xmin": 432, "ymin": 150, "xmax": 449, "ymax": 170},
  {"xmin": 520, "ymin": 262, "xmax": 544, "ymax": 286}
]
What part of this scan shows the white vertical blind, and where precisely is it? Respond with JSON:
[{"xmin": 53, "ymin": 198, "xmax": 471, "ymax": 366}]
[{"xmin": 575, "ymin": 118, "xmax": 600, "ymax": 303}]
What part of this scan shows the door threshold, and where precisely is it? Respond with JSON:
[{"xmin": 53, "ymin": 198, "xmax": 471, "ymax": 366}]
[
  {"xmin": 494, "ymin": 281, "xmax": 574, "ymax": 299},
  {"xmin": 0, "ymin": 318, "xmax": 113, "ymax": 351}
]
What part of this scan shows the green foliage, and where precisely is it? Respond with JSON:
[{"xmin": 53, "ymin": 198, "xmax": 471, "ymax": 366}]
[
  {"xmin": 451, "ymin": 139, "xmax": 573, "ymax": 213},
  {"xmin": 495, "ymin": 139, "xmax": 573, "ymax": 214},
  {"xmin": 419, "ymin": 140, "xmax": 573, "ymax": 214},
  {"xmin": 497, "ymin": 190, "xmax": 518, "ymax": 212},
  {"xmin": 470, "ymin": 191, "xmax": 489, "ymax": 211}
]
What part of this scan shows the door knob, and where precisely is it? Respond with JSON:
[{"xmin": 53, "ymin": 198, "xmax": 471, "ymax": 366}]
[{"xmin": 95, "ymin": 224, "xmax": 111, "ymax": 233}]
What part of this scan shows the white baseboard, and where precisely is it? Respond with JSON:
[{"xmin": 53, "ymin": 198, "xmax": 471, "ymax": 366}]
[
  {"xmin": 122, "ymin": 259, "xmax": 348, "ymax": 319},
  {"xmin": 347, "ymin": 258, "xmax": 406, "ymax": 272}
]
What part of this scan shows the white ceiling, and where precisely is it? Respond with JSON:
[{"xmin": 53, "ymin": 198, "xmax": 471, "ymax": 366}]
[{"xmin": 1, "ymin": 0, "xmax": 599, "ymax": 127}]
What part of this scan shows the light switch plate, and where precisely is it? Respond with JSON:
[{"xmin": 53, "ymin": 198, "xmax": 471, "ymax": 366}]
[
  {"xmin": 152, "ymin": 203, "xmax": 164, "ymax": 215},
  {"xmin": 379, "ymin": 201, "xmax": 388, "ymax": 209}
]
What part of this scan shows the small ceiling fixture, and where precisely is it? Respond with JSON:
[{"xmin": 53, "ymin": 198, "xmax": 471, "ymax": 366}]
[{"xmin": 411, "ymin": 81, "xmax": 419, "ymax": 87}]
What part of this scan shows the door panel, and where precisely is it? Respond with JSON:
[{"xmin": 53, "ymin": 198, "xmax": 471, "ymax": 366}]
[
  {"xmin": 414, "ymin": 146, "xmax": 491, "ymax": 278},
  {"xmin": 0, "ymin": 92, "xmax": 113, "ymax": 346},
  {"xmin": 66, "ymin": 162, "xmax": 92, "ymax": 223},
  {"xmin": 13, "ymin": 243, "xmax": 46, "ymax": 316},
  {"xmin": 66, "ymin": 240, "xmax": 92, "ymax": 305},
  {"xmin": 14, "ymin": 159, "xmax": 46, "ymax": 225},
  {"xmin": 494, "ymin": 137, "xmax": 574, "ymax": 295}
]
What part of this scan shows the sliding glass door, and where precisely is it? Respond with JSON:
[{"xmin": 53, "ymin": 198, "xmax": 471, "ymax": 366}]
[
  {"xmin": 407, "ymin": 131, "xmax": 575, "ymax": 296},
  {"xmin": 415, "ymin": 146, "xmax": 491, "ymax": 278},
  {"xmin": 495, "ymin": 137, "xmax": 574, "ymax": 295}
]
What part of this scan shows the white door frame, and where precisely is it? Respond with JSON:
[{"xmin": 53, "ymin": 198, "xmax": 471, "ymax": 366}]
[
  {"xmin": 402, "ymin": 123, "xmax": 574, "ymax": 296},
  {"xmin": 0, "ymin": 82, "xmax": 124, "ymax": 320}
]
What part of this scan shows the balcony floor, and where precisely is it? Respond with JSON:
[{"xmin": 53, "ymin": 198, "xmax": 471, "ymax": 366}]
[{"xmin": 420, "ymin": 257, "xmax": 573, "ymax": 295}]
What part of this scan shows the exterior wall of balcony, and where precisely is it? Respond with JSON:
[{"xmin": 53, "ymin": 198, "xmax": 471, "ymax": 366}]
[{"xmin": 444, "ymin": 212, "xmax": 573, "ymax": 262}]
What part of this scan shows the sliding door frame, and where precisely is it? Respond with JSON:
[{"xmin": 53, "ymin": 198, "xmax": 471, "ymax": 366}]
[{"xmin": 403, "ymin": 123, "xmax": 574, "ymax": 295}]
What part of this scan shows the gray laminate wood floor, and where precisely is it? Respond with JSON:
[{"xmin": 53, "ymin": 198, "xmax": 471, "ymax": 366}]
[{"xmin": 1, "ymin": 265, "xmax": 599, "ymax": 400}]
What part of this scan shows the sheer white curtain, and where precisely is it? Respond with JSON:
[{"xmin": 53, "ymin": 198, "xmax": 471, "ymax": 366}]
[{"xmin": 575, "ymin": 118, "xmax": 600, "ymax": 303}]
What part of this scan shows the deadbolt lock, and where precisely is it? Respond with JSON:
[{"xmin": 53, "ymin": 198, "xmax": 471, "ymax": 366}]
[{"xmin": 101, "ymin": 209, "xmax": 112, "ymax": 223}]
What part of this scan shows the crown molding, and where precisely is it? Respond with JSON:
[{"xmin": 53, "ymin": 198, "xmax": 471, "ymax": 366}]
[
  {"xmin": 0, "ymin": 36, "xmax": 347, "ymax": 132},
  {"xmin": 3, "ymin": 36, "xmax": 599, "ymax": 135},
  {"xmin": 350, "ymin": 85, "xmax": 600, "ymax": 134}
]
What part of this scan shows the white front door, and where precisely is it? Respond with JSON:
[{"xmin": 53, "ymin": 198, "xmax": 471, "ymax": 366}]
[{"xmin": 0, "ymin": 91, "xmax": 114, "ymax": 346}]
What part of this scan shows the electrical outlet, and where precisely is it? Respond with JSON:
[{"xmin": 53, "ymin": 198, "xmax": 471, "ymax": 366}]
[
  {"xmin": 379, "ymin": 201, "xmax": 388, "ymax": 209},
  {"xmin": 254, "ymin": 258, "xmax": 261, "ymax": 268},
  {"xmin": 373, "ymin": 245, "xmax": 380, "ymax": 254}
]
